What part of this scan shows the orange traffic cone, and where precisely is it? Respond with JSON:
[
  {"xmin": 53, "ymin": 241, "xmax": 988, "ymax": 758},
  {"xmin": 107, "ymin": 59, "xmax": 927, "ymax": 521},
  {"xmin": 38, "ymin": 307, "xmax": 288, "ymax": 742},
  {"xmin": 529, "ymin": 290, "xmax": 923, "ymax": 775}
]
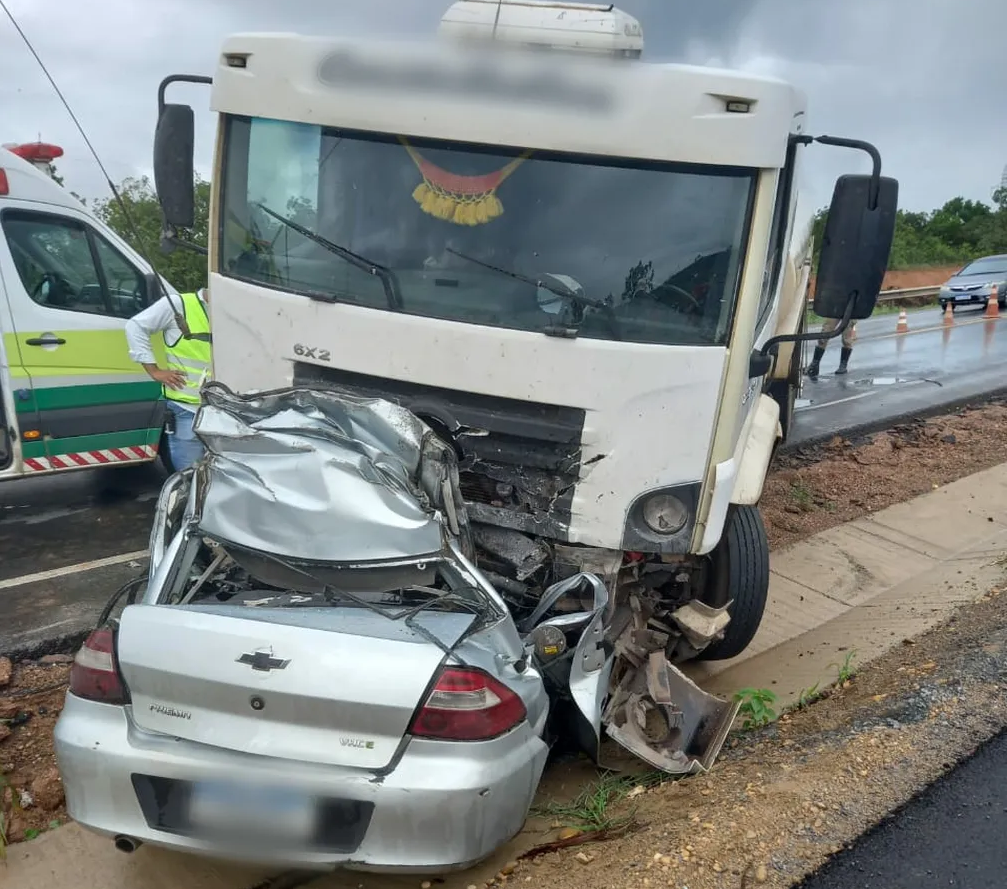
[
  {"xmin": 986, "ymin": 284, "xmax": 1000, "ymax": 319},
  {"xmin": 943, "ymin": 302, "xmax": 954, "ymax": 325},
  {"xmin": 896, "ymin": 309, "xmax": 909, "ymax": 333}
]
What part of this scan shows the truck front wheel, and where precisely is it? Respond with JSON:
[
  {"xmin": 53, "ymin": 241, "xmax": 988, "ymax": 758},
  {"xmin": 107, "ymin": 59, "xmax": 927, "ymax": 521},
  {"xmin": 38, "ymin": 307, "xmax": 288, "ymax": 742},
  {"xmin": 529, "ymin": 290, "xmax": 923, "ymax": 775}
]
[{"xmin": 696, "ymin": 505, "xmax": 770, "ymax": 661}]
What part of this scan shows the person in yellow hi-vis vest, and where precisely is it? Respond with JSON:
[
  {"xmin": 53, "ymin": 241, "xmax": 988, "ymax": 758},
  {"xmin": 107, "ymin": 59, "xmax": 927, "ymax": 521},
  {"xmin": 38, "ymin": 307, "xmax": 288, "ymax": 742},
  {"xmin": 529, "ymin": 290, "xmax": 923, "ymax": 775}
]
[{"xmin": 126, "ymin": 288, "xmax": 212, "ymax": 472}]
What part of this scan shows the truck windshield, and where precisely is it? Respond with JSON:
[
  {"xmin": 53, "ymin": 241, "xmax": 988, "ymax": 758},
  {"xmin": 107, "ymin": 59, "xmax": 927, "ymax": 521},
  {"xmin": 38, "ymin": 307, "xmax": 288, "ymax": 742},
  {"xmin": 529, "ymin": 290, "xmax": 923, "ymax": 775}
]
[{"xmin": 220, "ymin": 115, "xmax": 756, "ymax": 346}]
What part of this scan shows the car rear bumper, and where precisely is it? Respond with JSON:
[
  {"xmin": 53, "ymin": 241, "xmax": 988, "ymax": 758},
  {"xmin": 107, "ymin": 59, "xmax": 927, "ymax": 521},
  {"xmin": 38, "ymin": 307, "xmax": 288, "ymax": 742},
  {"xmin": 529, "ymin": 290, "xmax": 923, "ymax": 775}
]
[{"xmin": 54, "ymin": 693, "xmax": 549, "ymax": 872}]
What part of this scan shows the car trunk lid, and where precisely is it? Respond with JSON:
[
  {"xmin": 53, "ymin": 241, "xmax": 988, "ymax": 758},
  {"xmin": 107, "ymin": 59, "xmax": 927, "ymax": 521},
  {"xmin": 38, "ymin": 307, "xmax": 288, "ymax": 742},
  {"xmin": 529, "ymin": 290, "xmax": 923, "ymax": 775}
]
[{"xmin": 116, "ymin": 604, "xmax": 470, "ymax": 770}]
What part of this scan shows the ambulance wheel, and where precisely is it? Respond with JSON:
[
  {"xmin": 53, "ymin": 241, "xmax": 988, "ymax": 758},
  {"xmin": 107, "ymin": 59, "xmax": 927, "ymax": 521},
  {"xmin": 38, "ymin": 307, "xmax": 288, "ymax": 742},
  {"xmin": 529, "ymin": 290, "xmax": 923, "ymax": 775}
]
[
  {"xmin": 158, "ymin": 426, "xmax": 177, "ymax": 476},
  {"xmin": 697, "ymin": 505, "xmax": 770, "ymax": 662}
]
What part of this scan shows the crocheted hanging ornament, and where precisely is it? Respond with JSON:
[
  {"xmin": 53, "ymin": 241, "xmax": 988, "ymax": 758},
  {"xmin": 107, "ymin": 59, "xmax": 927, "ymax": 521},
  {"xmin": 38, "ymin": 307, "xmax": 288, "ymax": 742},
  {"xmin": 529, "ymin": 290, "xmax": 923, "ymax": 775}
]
[{"xmin": 400, "ymin": 137, "xmax": 531, "ymax": 226}]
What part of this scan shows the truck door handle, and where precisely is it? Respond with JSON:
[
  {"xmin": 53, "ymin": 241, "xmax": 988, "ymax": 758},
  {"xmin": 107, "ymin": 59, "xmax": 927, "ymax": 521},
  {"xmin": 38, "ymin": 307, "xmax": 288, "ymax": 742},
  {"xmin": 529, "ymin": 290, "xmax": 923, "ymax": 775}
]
[{"xmin": 25, "ymin": 334, "xmax": 67, "ymax": 347}]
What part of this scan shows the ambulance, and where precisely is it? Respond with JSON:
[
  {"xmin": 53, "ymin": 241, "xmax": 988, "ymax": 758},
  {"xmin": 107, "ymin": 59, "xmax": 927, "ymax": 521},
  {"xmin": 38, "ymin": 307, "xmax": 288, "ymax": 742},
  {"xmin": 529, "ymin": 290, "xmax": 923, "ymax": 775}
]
[{"xmin": 0, "ymin": 142, "xmax": 174, "ymax": 481}]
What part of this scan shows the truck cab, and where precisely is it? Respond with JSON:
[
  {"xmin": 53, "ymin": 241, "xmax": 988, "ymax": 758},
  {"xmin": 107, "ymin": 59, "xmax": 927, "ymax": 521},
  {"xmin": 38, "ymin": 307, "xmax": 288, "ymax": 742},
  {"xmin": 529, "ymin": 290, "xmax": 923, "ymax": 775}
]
[
  {"xmin": 151, "ymin": 1, "xmax": 897, "ymax": 666},
  {"xmin": 0, "ymin": 143, "xmax": 172, "ymax": 479}
]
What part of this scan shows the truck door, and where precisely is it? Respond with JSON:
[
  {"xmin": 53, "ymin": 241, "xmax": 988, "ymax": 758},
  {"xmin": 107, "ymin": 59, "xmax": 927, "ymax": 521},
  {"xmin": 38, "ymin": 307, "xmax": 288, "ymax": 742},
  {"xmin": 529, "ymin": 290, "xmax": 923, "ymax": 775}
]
[{"xmin": 0, "ymin": 207, "xmax": 164, "ymax": 473}]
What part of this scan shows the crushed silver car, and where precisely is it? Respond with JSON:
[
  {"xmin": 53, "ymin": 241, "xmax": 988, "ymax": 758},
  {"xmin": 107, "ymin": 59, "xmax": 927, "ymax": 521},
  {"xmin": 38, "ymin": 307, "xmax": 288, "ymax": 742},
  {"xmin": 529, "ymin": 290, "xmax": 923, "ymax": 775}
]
[{"xmin": 54, "ymin": 383, "xmax": 736, "ymax": 872}]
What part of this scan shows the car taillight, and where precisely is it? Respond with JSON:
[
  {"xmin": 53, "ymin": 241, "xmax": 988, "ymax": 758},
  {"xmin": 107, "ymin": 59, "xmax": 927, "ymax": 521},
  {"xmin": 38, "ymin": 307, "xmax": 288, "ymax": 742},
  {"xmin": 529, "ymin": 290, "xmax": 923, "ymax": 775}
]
[
  {"xmin": 69, "ymin": 627, "xmax": 127, "ymax": 705},
  {"xmin": 409, "ymin": 666, "xmax": 526, "ymax": 742}
]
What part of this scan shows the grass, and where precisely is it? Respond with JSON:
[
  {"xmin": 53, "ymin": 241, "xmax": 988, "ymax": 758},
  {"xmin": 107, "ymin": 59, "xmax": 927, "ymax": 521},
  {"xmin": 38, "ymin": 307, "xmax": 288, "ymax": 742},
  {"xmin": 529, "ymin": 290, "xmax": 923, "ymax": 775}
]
[
  {"xmin": 787, "ymin": 651, "xmax": 860, "ymax": 717},
  {"xmin": 832, "ymin": 649, "xmax": 858, "ymax": 684},
  {"xmin": 21, "ymin": 821, "xmax": 60, "ymax": 842},
  {"xmin": 734, "ymin": 687, "xmax": 778, "ymax": 729},
  {"xmin": 790, "ymin": 481, "xmax": 815, "ymax": 512},
  {"xmin": 536, "ymin": 771, "xmax": 665, "ymax": 833},
  {"xmin": 797, "ymin": 684, "xmax": 822, "ymax": 709}
]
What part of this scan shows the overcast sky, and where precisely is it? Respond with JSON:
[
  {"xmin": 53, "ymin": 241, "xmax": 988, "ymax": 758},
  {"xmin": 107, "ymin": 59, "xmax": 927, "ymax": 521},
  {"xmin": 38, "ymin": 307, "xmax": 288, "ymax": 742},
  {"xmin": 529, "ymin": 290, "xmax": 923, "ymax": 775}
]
[{"xmin": 2, "ymin": 0, "xmax": 1005, "ymax": 224}]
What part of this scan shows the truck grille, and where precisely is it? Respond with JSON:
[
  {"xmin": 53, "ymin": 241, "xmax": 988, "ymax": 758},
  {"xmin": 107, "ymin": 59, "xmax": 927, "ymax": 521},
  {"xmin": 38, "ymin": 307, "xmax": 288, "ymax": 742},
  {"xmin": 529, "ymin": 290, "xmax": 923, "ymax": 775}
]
[{"xmin": 293, "ymin": 364, "xmax": 585, "ymax": 539}]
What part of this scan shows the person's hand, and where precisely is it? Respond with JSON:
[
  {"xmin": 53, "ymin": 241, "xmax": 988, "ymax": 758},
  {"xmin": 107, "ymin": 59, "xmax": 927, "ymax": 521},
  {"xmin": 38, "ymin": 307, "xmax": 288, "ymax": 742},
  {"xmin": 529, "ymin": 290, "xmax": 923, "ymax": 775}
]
[{"xmin": 150, "ymin": 368, "xmax": 187, "ymax": 391}]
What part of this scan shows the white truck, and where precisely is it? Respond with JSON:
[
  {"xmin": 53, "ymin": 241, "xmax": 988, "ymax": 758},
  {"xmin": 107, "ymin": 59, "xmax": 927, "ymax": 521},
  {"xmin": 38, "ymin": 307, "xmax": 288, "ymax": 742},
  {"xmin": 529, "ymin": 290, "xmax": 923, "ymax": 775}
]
[{"xmin": 150, "ymin": 1, "xmax": 897, "ymax": 666}]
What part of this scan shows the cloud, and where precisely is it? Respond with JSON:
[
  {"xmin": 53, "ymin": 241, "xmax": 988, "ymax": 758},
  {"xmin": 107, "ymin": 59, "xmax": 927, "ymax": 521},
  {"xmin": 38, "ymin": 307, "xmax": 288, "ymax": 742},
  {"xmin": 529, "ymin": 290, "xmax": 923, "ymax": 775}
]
[{"xmin": 1, "ymin": 0, "xmax": 1004, "ymax": 219}]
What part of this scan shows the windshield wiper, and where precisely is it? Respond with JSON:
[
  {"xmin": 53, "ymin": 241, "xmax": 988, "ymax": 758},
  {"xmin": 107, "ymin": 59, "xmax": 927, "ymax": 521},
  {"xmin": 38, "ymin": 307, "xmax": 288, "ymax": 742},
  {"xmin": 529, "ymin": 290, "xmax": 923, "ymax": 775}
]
[
  {"xmin": 256, "ymin": 203, "xmax": 403, "ymax": 310},
  {"xmin": 445, "ymin": 248, "xmax": 621, "ymax": 340}
]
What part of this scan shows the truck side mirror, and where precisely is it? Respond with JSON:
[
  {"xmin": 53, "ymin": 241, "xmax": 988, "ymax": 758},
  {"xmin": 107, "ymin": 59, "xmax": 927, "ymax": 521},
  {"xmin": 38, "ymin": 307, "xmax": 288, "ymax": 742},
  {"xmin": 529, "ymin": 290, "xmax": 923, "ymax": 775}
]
[
  {"xmin": 813, "ymin": 173, "xmax": 898, "ymax": 321},
  {"xmin": 153, "ymin": 103, "xmax": 196, "ymax": 230}
]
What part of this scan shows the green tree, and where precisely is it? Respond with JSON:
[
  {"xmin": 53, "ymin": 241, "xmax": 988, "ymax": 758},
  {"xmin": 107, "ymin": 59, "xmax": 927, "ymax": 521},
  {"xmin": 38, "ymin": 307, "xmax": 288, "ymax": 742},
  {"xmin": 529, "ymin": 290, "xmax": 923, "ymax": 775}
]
[
  {"xmin": 91, "ymin": 175, "xmax": 210, "ymax": 293},
  {"xmin": 811, "ymin": 193, "xmax": 1007, "ymax": 273}
]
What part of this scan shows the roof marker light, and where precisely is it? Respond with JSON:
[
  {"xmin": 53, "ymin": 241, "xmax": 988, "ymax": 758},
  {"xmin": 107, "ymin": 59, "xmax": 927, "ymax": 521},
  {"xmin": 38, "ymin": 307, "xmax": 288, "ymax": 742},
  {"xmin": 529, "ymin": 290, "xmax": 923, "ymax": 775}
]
[{"xmin": 7, "ymin": 142, "xmax": 64, "ymax": 164}]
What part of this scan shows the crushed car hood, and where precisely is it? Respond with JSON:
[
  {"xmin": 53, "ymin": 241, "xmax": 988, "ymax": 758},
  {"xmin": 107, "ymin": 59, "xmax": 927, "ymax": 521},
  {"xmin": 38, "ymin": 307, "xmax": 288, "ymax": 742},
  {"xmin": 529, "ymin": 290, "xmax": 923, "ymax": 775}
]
[
  {"xmin": 184, "ymin": 383, "xmax": 736, "ymax": 777},
  {"xmin": 190, "ymin": 382, "xmax": 471, "ymax": 563}
]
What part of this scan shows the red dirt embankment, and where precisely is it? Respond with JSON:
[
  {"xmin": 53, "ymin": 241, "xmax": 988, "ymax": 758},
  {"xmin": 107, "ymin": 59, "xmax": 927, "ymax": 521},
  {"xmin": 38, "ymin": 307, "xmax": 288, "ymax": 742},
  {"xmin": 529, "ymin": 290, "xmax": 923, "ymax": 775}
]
[
  {"xmin": 811, "ymin": 265, "xmax": 959, "ymax": 295},
  {"xmin": 880, "ymin": 265, "xmax": 960, "ymax": 290}
]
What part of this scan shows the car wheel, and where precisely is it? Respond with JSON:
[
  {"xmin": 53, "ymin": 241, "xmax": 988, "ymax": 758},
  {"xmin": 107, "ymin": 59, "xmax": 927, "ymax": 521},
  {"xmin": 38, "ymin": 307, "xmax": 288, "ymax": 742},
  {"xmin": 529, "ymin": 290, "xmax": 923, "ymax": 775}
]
[
  {"xmin": 696, "ymin": 505, "xmax": 771, "ymax": 662},
  {"xmin": 939, "ymin": 301, "xmax": 947, "ymax": 312}
]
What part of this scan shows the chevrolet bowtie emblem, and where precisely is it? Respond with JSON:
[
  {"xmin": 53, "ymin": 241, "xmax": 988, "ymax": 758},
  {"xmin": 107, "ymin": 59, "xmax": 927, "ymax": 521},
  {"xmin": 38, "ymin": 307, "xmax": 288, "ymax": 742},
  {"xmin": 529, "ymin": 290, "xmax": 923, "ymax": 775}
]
[{"xmin": 237, "ymin": 649, "xmax": 290, "ymax": 672}]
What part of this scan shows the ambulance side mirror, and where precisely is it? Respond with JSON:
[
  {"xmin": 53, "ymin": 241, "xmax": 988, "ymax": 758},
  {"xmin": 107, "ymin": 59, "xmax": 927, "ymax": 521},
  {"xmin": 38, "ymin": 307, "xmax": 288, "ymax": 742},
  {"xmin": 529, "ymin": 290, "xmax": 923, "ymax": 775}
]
[
  {"xmin": 154, "ymin": 103, "xmax": 196, "ymax": 231},
  {"xmin": 141, "ymin": 271, "xmax": 162, "ymax": 307},
  {"xmin": 813, "ymin": 173, "xmax": 899, "ymax": 321}
]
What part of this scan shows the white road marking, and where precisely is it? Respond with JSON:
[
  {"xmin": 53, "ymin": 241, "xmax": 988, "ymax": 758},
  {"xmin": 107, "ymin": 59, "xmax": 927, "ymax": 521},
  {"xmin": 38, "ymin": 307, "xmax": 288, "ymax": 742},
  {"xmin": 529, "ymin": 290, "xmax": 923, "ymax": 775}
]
[
  {"xmin": 0, "ymin": 550, "xmax": 148, "ymax": 593},
  {"xmin": 796, "ymin": 377, "xmax": 932, "ymax": 414},
  {"xmin": 795, "ymin": 390, "xmax": 878, "ymax": 412}
]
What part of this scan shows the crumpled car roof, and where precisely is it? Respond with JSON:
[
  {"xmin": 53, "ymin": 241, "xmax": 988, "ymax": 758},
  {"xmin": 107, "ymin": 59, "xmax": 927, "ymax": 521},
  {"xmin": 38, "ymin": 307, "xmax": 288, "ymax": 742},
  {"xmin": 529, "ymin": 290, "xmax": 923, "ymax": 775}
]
[{"xmin": 190, "ymin": 383, "xmax": 456, "ymax": 562}]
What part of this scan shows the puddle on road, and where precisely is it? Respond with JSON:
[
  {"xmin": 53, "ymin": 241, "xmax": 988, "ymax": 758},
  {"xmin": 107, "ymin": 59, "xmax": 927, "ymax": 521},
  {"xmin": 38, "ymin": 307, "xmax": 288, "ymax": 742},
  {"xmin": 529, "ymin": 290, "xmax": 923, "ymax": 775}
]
[{"xmin": 853, "ymin": 376, "xmax": 908, "ymax": 387}]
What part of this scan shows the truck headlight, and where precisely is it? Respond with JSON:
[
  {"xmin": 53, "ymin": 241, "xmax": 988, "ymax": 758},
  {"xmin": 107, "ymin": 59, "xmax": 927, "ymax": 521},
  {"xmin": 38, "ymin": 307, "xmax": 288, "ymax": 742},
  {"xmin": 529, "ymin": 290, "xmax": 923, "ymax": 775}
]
[{"xmin": 641, "ymin": 493, "xmax": 689, "ymax": 535}]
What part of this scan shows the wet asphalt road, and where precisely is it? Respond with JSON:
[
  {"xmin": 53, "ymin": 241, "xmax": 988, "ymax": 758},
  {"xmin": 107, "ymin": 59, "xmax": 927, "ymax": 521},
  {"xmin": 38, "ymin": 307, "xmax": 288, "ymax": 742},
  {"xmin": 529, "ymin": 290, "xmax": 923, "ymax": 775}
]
[
  {"xmin": 800, "ymin": 729, "xmax": 1007, "ymax": 888},
  {"xmin": 3, "ymin": 303, "xmax": 1007, "ymax": 655},
  {"xmin": 790, "ymin": 304, "xmax": 1007, "ymax": 447},
  {"xmin": 0, "ymin": 466, "xmax": 158, "ymax": 656}
]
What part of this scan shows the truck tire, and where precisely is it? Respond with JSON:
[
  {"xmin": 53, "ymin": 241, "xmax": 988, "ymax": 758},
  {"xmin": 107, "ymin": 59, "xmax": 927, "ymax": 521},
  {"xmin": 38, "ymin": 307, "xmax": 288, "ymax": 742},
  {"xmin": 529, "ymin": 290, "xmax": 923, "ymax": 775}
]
[{"xmin": 696, "ymin": 505, "xmax": 770, "ymax": 662}]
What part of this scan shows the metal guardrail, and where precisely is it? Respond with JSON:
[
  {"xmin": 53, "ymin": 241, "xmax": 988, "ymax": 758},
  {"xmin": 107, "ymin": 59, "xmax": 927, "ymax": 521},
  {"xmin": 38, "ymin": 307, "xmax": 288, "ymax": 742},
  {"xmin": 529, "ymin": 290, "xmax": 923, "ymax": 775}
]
[
  {"xmin": 877, "ymin": 285, "xmax": 942, "ymax": 302},
  {"xmin": 807, "ymin": 285, "xmax": 942, "ymax": 306}
]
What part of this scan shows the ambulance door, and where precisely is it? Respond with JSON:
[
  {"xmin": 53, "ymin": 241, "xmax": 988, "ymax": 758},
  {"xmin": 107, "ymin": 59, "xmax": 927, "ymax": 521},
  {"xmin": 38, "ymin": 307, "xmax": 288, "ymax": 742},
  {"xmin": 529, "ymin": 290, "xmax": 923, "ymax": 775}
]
[
  {"xmin": 0, "ymin": 256, "xmax": 36, "ymax": 476},
  {"xmin": 0, "ymin": 205, "xmax": 163, "ymax": 473}
]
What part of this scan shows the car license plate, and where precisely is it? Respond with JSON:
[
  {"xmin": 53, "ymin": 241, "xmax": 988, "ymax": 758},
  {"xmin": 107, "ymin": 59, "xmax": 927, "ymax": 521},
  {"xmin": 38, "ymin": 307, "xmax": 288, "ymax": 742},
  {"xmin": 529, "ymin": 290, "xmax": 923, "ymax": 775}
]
[
  {"xmin": 189, "ymin": 780, "xmax": 315, "ymax": 840},
  {"xmin": 954, "ymin": 293, "xmax": 975, "ymax": 301}
]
